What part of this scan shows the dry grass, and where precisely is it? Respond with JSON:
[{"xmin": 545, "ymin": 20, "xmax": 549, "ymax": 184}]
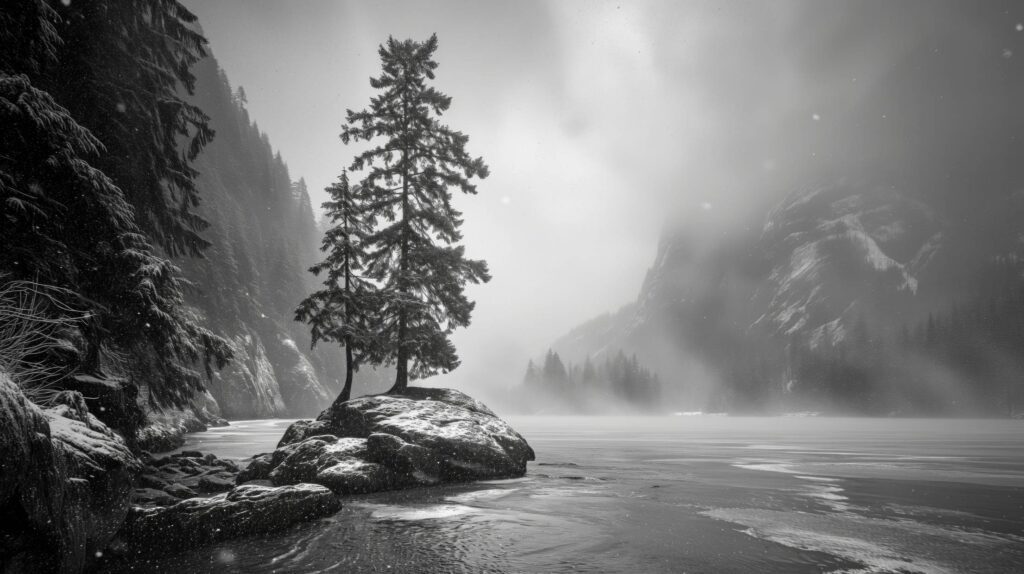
[{"xmin": 0, "ymin": 276, "xmax": 91, "ymax": 405}]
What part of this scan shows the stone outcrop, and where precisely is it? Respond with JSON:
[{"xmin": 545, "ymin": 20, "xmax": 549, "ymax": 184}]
[
  {"xmin": 130, "ymin": 451, "xmax": 240, "ymax": 506},
  {"xmin": 206, "ymin": 328, "xmax": 288, "ymax": 420},
  {"xmin": 4, "ymin": 376, "xmax": 534, "ymax": 569},
  {"xmin": 262, "ymin": 334, "xmax": 334, "ymax": 416},
  {"xmin": 249, "ymin": 388, "xmax": 535, "ymax": 495},
  {"xmin": 0, "ymin": 376, "xmax": 139, "ymax": 574},
  {"xmin": 134, "ymin": 391, "xmax": 228, "ymax": 453},
  {"xmin": 119, "ymin": 483, "xmax": 341, "ymax": 552},
  {"xmin": 59, "ymin": 375, "xmax": 144, "ymax": 436}
]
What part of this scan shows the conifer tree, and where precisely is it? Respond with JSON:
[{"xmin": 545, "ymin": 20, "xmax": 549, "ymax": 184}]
[
  {"xmin": 0, "ymin": 0, "xmax": 230, "ymax": 410},
  {"xmin": 296, "ymin": 171, "xmax": 375, "ymax": 403},
  {"xmin": 43, "ymin": 0, "xmax": 215, "ymax": 257},
  {"xmin": 341, "ymin": 35, "xmax": 490, "ymax": 393}
]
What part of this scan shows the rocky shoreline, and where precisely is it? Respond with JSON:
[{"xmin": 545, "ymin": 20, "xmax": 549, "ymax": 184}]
[{"xmin": 0, "ymin": 374, "xmax": 534, "ymax": 573}]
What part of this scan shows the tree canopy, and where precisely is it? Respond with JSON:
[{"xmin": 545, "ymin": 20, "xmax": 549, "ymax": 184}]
[
  {"xmin": 0, "ymin": 0, "xmax": 229, "ymax": 409},
  {"xmin": 339, "ymin": 34, "xmax": 490, "ymax": 392}
]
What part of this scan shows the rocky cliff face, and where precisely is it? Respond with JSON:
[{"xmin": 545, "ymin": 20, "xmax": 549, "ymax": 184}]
[
  {"xmin": 551, "ymin": 182, "xmax": 974, "ymax": 408},
  {"xmin": 752, "ymin": 184, "xmax": 942, "ymax": 348}
]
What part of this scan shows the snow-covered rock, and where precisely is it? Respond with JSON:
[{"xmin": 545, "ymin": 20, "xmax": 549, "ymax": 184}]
[
  {"xmin": 276, "ymin": 418, "xmax": 333, "ymax": 447},
  {"xmin": 131, "ymin": 450, "xmax": 241, "ymax": 506},
  {"xmin": 60, "ymin": 374, "xmax": 143, "ymax": 435},
  {"xmin": 119, "ymin": 483, "xmax": 341, "ymax": 553},
  {"xmin": 265, "ymin": 388, "xmax": 535, "ymax": 495},
  {"xmin": 0, "ymin": 375, "xmax": 140, "ymax": 573},
  {"xmin": 319, "ymin": 387, "xmax": 533, "ymax": 479},
  {"xmin": 134, "ymin": 394, "xmax": 226, "ymax": 453}
]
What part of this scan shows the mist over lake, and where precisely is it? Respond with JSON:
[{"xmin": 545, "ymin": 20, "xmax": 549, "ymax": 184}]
[
  {"xmin": 99, "ymin": 416, "xmax": 1024, "ymax": 574},
  {"xmin": 3, "ymin": 1, "xmax": 1024, "ymax": 573}
]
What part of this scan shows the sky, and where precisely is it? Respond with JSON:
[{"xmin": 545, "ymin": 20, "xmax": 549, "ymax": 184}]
[{"xmin": 183, "ymin": 0, "xmax": 1024, "ymax": 395}]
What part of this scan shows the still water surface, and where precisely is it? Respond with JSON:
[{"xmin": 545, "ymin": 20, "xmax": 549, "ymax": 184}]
[{"xmin": 110, "ymin": 416, "xmax": 1024, "ymax": 573}]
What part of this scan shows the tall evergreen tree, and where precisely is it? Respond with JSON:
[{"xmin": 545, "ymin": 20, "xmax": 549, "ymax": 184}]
[
  {"xmin": 0, "ymin": 0, "xmax": 230, "ymax": 409},
  {"xmin": 296, "ymin": 171, "xmax": 375, "ymax": 403},
  {"xmin": 341, "ymin": 34, "xmax": 490, "ymax": 393},
  {"xmin": 43, "ymin": 0, "xmax": 215, "ymax": 257}
]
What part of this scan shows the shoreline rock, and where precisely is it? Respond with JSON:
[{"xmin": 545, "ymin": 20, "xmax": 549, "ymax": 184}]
[
  {"xmin": 134, "ymin": 392, "xmax": 229, "ymax": 454},
  {"xmin": 117, "ymin": 483, "xmax": 341, "ymax": 553},
  {"xmin": 5, "ymin": 377, "xmax": 534, "ymax": 570},
  {"xmin": 1, "ymin": 377, "xmax": 139, "ymax": 574},
  {"xmin": 249, "ymin": 387, "xmax": 535, "ymax": 494}
]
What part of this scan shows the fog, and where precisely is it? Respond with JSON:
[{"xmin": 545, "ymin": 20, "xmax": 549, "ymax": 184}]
[{"xmin": 186, "ymin": 0, "xmax": 1024, "ymax": 407}]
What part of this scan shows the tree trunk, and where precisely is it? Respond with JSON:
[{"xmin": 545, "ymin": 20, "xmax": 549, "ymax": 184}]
[
  {"xmin": 339, "ymin": 341, "xmax": 353, "ymax": 402},
  {"xmin": 391, "ymin": 302, "xmax": 408, "ymax": 393},
  {"xmin": 389, "ymin": 115, "xmax": 411, "ymax": 395}
]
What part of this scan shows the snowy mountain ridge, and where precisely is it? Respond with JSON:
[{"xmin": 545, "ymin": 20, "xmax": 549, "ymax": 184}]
[{"xmin": 553, "ymin": 181, "xmax": 948, "ymax": 381}]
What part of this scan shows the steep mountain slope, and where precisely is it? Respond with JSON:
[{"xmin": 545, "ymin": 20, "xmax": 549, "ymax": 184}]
[
  {"xmin": 752, "ymin": 184, "xmax": 942, "ymax": 348},
  {"xmin": 550, "ymin": 182, "xmax": 995, "ymax": 412},
  {"xmin": 148, "ymin": 53, "xmax": 391, "ymax": 422},
  {"xmin": 167, "ymin": 54, "xmax": 334, "ymax": 419}
]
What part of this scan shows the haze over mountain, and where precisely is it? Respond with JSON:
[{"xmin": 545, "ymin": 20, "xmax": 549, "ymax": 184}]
[{"xmin": 186, "ymin": 1, "xmax": 1024, "ymax": 408}]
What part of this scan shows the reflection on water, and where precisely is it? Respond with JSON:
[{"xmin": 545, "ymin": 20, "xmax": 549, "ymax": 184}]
[
  {"xmin": 104, "ymin": 417, "xmax": 1024, "ymax": 574},
  {"xmin": 166, "ymin": 418, "xmax": 297, "ymax": 462}
]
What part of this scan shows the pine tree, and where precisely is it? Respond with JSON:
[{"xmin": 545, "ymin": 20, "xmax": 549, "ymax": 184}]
[
  {"xmin": 582, "ymin": 356, "xmax": 596, "ymax": 385},
  {"xmin": 0, "ymin": 0, "xmax": 231, "ymax": 408},
  {"xmin": 341, "ymin": 35, "xmax": 490, "ymax": 393},
  {"xmin": 39, "ymin": 0, "xmax": 215, "ymax": 258},
  {"xmin": 523, "ymin": 360, "xmax": 540, "ymax": 386},
  {"xmin": 296, "ymin": 171, "xmax": 376, "ymax": 403},
  {"xmin": 542, "ymin": 350, "xmax": 568, "ymax": 391}
]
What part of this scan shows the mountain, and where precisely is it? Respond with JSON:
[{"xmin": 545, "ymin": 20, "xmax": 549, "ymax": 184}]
[
  {"xmin": 551, "ymin": 181, "xmax": 1024, "ymax": 415},
  {"xmin": 751, "ymin": 184, "xmax": 942, "ymax": 348}
]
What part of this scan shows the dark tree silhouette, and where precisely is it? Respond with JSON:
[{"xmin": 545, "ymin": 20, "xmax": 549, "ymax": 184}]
[
  {"xmin": 297, "ymin": 171, "xmax": 376, "ymax": 404},
  {"xmin": 341, "ymin": 35, "xmax": 490, "ymax": 393},
  {"xmin": 0, "ymin": 0, "xmax": 230, "ymax": 408}
]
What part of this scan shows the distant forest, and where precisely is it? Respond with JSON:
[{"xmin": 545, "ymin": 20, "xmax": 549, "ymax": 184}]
[
  {"xmin": 715, "ymin": 257, "xmax": 1024, "ymax": 416},
  {"xmin": 516, "ymin": 350, "xmax": 661, "ymax": 413}
]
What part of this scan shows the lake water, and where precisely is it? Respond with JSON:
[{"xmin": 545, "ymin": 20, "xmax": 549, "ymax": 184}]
[{"xmin": 110, "ymin": 416, "xmax": 1024, "ymax": 573}]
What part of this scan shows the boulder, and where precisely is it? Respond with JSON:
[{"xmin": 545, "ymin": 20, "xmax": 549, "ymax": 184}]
[
  {"xmin": 263, "ymin": 388, "xmax": 534, "ymax": 495},
  {"xmin": 276, "ymin": 418, "xmax": 333, "ymax": 448},
  {"xmin": 0, "ymin": 376, "xmax": 139, "ymax": 573},
  {"xmin": 365, "ymin": 432, "xmax": 442, "ymax": 485},
  {"xmin": 317, "ymin": 387, "xmax": 535, "ymax": 480},
  {"xmin": 269, "ymin": 437, "xmax": 367, "ymax": 485},
  {"xmin": 59, "ymin": 375, "xmax": 143, "ymax": 435},
  {"xmin": 197, "ymin": 475, "xmax": 235, "ymax": 493},
  {"xmin": 163, "ymin": 483, "xmax": 197, "ymax": 499},
  {"xmin": 316, "ymin": 457, "xmax": 396, "ymax": 494},
  {"xmin": 135, "ymin": 408, "xmax": 209, "ymax": 453},
  {"xmin": 236, "ymin": 453, "xmax": 274, "ymax": 484},
  {"xmin": 131, "ymin": 488, "xmax": 180, "ymax": 507},
  {"xmin": 133, "ymin": 449, "xmax": 243, "ymax": 506},
  {"xmin": 119, "ymin": 483, "xmax": 341, "ymax": 552},
  {"xmin": 137, "ymin": 473, "xmax": 168, "ymax": 490}
]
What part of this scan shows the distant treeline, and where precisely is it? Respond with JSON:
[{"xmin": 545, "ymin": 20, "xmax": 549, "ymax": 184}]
[
  {"xmin": 714, "ymin": 258, "xmax": 1024, "ymax": 416},
  {"xmin": 517, "ymin": 350, "xmax": 661, "ymax": 413}
]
